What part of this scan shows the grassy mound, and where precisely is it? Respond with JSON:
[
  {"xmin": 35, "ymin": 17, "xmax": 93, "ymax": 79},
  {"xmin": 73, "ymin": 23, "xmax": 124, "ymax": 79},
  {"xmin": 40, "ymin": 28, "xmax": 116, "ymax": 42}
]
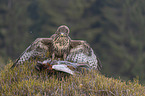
[{"xmin": 0, "ymin": 61, "xmax": 145, "ymax": 96}]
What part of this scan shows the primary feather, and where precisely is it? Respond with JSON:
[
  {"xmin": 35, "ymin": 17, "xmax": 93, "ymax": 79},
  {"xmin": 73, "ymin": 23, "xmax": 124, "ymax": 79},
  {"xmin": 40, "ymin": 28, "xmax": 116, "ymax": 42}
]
[{"xmin": 66, "ymin": 44, "xmax": 99, "ymax": 70}]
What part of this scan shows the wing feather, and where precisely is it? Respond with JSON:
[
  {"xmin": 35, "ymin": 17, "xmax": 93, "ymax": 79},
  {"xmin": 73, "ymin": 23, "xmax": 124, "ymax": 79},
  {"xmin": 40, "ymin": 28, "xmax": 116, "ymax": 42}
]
[
  {"xmin": 11, "ymin": 38, "xmax": 52, "ymax": 68},
  {"xmin": 67, "ymin": 40, "xmax": 101, "ymax": 70}
]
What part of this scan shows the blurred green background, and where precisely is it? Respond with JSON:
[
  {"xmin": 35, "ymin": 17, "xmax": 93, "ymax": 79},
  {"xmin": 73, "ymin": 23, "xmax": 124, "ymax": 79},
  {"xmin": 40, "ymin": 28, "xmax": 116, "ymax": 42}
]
[{"xmin": 0, "ymin": 0, "xmax": 145, "ymax": 84}]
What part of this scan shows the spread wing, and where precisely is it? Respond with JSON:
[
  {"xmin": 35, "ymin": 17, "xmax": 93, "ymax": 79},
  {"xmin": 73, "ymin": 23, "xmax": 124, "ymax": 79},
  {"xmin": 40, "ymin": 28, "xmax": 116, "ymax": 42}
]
[
  {"xmin": 67, "ymin": 40, "xmax": 102, "ymax": 70},
  {"xmin": 11, "ymin": 38, "xmax": 52, "ymax": 68}
]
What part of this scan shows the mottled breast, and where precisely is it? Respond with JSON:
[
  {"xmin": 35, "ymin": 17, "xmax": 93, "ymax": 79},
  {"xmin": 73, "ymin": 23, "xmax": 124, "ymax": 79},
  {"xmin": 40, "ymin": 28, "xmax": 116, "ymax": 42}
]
[{"xmin": 52, "ymin": 35, "xmax": 71, "ymax": 56}]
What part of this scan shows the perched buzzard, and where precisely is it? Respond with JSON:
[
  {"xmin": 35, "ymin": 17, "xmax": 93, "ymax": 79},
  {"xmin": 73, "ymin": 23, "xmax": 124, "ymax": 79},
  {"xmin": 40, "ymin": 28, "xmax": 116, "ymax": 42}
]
[
  {"xmin": 11, "ymin": 25, "xmax": 101, "ymax": 70},
  {"xmin": 51, "ymin": 25, "xmax": 71, "ymax": 59}
]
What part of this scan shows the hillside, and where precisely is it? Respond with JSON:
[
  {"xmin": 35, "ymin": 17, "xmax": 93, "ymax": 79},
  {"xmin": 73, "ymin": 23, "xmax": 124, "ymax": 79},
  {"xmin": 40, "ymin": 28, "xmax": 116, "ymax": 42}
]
[{"xmin": 0, "ymin": 61, "xmax": 144, "ymax": 96}]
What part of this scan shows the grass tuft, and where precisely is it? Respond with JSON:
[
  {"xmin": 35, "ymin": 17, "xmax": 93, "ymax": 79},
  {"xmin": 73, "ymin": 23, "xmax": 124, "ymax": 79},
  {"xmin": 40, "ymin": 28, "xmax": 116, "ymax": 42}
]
[{"xmin": 0, "ymin": 61, "xmax": 145, "ymax": 95}]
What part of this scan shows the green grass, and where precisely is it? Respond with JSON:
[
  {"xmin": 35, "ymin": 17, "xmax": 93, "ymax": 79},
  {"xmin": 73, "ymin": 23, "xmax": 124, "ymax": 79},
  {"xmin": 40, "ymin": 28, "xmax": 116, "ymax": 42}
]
[{"xmin": 0, "ymin": 61, "xmax": 145, "ymax": 96}]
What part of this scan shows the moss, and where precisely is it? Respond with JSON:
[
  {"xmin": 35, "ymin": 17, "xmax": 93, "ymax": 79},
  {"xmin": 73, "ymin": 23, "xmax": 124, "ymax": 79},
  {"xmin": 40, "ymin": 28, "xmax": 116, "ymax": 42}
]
[{"xmin": 0, "ymin": 61, "xmax": 145, "ymax": 96}]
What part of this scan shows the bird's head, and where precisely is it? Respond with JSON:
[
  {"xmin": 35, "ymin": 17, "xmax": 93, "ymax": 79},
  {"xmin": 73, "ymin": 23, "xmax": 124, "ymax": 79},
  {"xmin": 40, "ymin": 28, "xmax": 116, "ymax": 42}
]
[{"xmin": 55, "ymin": 25, "xmax": 70, "ymax": 37}]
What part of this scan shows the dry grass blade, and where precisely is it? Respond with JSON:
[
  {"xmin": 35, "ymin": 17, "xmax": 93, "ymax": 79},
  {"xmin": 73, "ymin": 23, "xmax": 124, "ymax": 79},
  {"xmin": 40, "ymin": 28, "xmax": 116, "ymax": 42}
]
[{"xmin": 0, "ymin": 61, "xmax": 144, "ymax": 96}]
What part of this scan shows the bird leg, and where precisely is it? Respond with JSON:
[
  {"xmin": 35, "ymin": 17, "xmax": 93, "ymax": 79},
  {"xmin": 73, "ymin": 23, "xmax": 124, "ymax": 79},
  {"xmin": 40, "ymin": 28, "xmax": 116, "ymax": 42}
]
[
  {"xmin": 52, "ymin": 52, "xmax": 55, "ymax": 60},
  {"xmin": 63, "ymin": 53, "xmax": 67, "ymax": 60}
]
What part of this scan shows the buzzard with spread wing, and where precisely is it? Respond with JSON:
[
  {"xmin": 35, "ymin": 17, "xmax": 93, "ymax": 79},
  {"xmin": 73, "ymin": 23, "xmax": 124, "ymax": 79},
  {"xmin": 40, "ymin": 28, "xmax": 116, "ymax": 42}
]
[{"xmin": 11, "ymin": 25, "xmax": 101, "ymax": 70}]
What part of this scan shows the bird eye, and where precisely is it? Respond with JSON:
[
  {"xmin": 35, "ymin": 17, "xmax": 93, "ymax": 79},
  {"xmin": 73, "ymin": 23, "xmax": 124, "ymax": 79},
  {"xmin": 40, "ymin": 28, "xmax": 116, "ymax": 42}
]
[{"xmin": 63, "ymin": 30, "xmax": 67, "ymax": 33}]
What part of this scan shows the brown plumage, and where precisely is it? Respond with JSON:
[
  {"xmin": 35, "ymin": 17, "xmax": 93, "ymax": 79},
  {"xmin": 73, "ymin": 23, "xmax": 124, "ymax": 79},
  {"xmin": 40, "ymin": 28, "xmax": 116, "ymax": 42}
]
[
  {"xmin": 11, "ymin": 25, "xmax": 101, "ymax": 70},
  {"xmin": 51, "ymin": 25, "xmax": 71, "ymax": 59}
]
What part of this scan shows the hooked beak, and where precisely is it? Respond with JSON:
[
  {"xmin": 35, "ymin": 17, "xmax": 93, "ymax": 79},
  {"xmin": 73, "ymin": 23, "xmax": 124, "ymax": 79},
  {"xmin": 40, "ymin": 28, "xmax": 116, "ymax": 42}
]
[{"xmin": 60, "ymin": 33, "xmax": 64, "ymax": 36}]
